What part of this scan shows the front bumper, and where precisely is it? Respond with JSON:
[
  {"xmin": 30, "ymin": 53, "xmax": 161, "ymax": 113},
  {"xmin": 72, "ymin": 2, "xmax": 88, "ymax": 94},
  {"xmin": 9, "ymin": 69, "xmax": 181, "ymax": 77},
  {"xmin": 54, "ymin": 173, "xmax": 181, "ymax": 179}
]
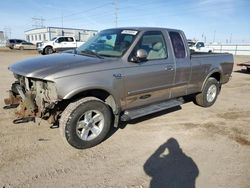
[{"xmin": 37, "ymin": 47, "xmax": 44, "ymax": 53}]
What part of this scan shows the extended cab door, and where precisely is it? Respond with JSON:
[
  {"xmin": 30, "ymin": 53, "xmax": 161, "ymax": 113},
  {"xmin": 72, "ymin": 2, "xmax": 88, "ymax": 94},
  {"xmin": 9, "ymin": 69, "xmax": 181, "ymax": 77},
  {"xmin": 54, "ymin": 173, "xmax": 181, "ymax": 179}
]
[
  {"xmin": 124, "ymin": 30, "xmax": 175, "ymax": 109},
  {"xmin": 169, "ymin": 31, "xmax": 191, "ymax": 97}
]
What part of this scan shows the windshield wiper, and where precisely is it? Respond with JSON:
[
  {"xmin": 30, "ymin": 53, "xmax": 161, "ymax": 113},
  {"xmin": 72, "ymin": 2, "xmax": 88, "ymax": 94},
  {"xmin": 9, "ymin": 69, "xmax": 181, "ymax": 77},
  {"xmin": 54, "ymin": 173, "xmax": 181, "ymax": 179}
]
[{"xmin": 79, "ymin": 50, "xmax": 104, "ymax": 59}]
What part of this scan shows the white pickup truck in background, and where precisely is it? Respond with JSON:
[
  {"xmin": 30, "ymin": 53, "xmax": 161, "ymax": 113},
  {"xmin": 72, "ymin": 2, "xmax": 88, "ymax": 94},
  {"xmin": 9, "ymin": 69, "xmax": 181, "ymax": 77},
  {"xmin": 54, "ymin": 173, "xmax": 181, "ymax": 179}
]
[
  {"xmin": 37, "ymin": 36, "xmax": 84, "ymax": 55},
  {"xmin": 188, "ymin": 41, "xmax": 213, "ymax": 53}
]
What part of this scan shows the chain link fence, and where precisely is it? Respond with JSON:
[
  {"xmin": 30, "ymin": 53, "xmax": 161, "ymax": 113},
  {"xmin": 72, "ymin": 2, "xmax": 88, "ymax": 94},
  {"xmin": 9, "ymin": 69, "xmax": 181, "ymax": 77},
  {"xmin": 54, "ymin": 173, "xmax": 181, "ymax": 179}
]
[{"xmin": 206, "ymin": 44, "xmax": 250, "ymax": 55}]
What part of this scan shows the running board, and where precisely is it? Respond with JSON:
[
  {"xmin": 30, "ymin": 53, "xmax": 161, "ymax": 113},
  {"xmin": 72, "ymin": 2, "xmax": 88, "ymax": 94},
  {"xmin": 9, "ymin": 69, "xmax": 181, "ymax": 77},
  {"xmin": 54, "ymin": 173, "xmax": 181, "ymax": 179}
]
[{"xmin": 121, "ymin": 99, "xmax": 183, "ymax": 121}]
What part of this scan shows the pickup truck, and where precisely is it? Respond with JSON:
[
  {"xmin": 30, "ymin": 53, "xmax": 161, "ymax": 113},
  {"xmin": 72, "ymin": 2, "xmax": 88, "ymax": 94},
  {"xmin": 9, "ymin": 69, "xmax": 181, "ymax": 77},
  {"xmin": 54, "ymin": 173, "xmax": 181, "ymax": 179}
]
[
  {"xmin": 237, "ymin": 61, "xmax": 250, "ymax": 72},
  {"xmin": 4, "ymin": 27, "xmax": 234, "ymax": 149},
  {"xmin": 37, "ymin": 36, "xmax": 84, "ymax": 55},
  {"xmin": 188, "ymin": 41, "xmax": 213, "ymax": 53}
]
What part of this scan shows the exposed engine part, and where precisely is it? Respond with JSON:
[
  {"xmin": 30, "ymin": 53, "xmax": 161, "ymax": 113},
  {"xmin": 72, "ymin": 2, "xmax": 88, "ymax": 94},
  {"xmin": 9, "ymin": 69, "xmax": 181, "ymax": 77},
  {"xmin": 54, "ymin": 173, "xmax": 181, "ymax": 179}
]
[
  {"xmin": 4, "ymin": 77, "xmax": 61, "ymax": 125},
  {"xmin": 13, "ymin": 117, "xmax": 35, "ymax": 124},
  {"xmin": 4, "ymin": 90, "xmax": 22, "ymax": 107}
]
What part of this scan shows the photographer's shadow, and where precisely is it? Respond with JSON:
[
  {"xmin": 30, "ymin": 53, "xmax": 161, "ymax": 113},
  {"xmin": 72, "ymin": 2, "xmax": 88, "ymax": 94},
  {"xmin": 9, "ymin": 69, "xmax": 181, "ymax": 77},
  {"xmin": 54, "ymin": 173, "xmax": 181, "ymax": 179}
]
[{"xmin": 144, "ymin": 138, "xmax": 199, "ymax": 188}]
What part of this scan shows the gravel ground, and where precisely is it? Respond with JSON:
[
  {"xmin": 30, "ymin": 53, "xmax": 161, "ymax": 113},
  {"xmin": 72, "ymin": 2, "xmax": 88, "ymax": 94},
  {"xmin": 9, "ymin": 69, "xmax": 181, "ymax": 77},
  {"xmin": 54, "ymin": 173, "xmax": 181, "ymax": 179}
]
[{"xmin": 0, "ymin": 49, "xmax": 249, "ymax": 188}]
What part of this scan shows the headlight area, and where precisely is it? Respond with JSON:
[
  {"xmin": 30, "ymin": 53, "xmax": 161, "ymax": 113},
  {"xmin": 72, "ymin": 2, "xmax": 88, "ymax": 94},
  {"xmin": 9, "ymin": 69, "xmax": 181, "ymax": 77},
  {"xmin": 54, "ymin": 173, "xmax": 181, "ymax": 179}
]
[{"xmin": 4, "ymin": 75, "xmax": 61, "ymax": 124}]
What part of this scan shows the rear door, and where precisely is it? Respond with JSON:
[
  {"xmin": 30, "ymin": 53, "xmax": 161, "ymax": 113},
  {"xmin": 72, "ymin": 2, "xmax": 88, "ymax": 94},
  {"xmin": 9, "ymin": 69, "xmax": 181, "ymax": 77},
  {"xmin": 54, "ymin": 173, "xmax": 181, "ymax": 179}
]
[
  {"xmin": 124, "ymin": 30, "xmax": 175, "ymax": 109},
  {"xmin": 169, "ymin": 31, "xmax": 191, "ymax": 97}
]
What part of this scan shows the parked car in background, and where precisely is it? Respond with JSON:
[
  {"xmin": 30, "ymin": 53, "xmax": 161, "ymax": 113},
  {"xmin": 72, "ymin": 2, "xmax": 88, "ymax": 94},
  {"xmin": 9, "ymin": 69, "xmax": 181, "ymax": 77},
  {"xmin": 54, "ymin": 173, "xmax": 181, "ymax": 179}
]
[
  {"xmin": 37, "ymin": 36, "xmax": 85, "ymax": 55},
  {"xmin": 6, "ymin": 39, "xmax": 27, "ymax": 49},
  {"xmin": 188, "ymin": 41, "xmax": 213, "ymax": 53},
  {"xmin": 14, "ymin": 42, "xmax": 36, "ymax": 50}
]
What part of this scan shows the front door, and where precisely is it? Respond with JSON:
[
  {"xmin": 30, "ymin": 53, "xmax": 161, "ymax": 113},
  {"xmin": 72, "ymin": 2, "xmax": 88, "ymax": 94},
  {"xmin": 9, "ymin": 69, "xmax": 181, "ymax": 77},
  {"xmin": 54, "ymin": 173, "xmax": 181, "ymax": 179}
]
[{"xmin": 124, "ymin": 31, "xmax": 175, "ymax": 109}]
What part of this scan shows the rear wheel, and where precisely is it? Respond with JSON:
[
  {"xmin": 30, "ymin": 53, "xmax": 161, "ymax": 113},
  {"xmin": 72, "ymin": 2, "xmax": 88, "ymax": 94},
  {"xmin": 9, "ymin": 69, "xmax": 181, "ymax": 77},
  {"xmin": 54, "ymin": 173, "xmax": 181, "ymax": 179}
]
[
  {"xmin": 19, "ymin": 46, "xmax": 24, "ymax": 50},
  {"xmin": 194, "ymin": 77, "xmax": 220, "ymax": 107},
  {"xmin": 60, "ymin": 97, "xmax": 112, "ymax": 149}
]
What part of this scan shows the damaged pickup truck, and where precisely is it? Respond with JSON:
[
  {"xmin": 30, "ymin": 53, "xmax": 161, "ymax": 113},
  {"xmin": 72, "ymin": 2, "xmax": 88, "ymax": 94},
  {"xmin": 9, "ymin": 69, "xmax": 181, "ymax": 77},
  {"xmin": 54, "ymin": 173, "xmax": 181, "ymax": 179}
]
[{"xmin": 4, "ymin": 27, "xmax": 234, "ymax": 149}]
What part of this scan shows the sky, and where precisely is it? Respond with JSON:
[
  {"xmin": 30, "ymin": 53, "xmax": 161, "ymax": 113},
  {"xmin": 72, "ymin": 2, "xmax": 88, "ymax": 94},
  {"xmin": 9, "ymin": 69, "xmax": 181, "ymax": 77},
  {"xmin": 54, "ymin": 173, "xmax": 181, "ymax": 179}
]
[{"xmin": 0, "ymin": 0, "xmax": 249, "ymax": 43}]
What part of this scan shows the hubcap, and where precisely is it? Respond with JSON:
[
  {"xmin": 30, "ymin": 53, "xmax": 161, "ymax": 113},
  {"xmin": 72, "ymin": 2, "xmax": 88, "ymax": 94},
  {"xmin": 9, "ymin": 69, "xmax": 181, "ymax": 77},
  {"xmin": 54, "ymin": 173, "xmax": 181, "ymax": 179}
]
[
  {"xmin": 76, "ymin": 110, "xmax": 104, "ymax": 141},
  {"xmin": 48, "ymin": 48, "xmax": 53, "ymax": 54},
  {"xmin": 206, "ymin": 84, "xmax": 217, "ymax": 102}
]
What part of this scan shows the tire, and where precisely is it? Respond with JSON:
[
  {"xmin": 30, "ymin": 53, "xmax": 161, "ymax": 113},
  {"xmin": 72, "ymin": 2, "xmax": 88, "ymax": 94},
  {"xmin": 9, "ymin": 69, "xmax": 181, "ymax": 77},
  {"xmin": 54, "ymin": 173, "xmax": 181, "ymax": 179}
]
[
  {"xmin": 247, "ymin": 67, "xmax": 250, "ymax": 72},
  {"xmin": 20, "ymin": 46, "xmax": 24, "ymax": 50},
  {"xmin": 60, "ymin": 97, "xmax": 112, "ymax": 149},
  {"xmin": 44, "ymin": 46, "xmax": 53, "ymax": 55},
  {"xmin": 194, "ymin": 77, "xmax": 220, "ymax": 107}
]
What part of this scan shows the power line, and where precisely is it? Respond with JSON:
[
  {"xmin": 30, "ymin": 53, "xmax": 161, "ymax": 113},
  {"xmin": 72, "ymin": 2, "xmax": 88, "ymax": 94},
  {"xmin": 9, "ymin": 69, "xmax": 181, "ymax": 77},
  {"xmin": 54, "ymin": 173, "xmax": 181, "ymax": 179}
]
[
  {"xmin": 46, "ymin": 2, "xmax": 113, "ymax": 21},
  {"xmin": 32, "ymin": 17, "xmax": 45, "ymax": 28}
]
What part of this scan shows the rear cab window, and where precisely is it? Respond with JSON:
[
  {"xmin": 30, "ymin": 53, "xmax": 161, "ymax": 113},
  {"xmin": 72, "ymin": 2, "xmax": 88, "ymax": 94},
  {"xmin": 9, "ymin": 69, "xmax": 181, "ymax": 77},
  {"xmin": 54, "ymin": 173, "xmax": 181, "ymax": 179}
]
[{"xmin": 169, "ymin": 31, "xmax": 186, "ymax": 58}]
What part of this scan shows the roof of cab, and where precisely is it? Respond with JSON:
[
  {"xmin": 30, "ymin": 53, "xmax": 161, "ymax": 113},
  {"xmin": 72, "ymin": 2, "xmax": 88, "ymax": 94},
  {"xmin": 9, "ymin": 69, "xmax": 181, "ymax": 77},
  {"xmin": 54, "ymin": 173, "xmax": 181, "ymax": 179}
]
[{"xmin": 102, "ymin": 27, "xmax": 182, "ymax": 33}]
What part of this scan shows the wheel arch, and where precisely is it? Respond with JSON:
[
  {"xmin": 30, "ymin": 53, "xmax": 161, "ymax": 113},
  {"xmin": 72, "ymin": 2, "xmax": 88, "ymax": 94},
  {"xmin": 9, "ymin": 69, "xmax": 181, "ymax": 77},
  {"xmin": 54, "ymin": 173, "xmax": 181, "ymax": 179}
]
[
  {"xmin": 201, "ymin": 70, "xmax": 221, "ymax": 91},
  {"xmin": 64, "ymin": 88, "xmax": 120, "ymax": 115}
]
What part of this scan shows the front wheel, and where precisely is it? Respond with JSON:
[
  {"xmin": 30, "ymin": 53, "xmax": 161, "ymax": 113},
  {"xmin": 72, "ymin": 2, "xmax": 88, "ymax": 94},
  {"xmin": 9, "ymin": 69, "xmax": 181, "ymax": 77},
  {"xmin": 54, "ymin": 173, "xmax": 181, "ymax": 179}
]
[
  {"xmin": 44, "ymin": 46, "xmax": 53, "ymax": 55},
  {"xmin": 194, "ymin": 77, "xmax": 220, "ymax": 107},
  {"xmin": 60, "ymin": 97, "xmax": 112, "ymax": 149}
]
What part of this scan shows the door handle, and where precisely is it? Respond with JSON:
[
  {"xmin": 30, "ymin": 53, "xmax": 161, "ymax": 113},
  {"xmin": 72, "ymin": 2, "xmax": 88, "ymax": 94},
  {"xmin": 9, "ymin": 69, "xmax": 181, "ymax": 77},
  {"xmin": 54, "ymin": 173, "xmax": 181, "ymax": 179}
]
[{"xmin": 165, "ymin": 65, "xmax": 174, "ymax": 71}]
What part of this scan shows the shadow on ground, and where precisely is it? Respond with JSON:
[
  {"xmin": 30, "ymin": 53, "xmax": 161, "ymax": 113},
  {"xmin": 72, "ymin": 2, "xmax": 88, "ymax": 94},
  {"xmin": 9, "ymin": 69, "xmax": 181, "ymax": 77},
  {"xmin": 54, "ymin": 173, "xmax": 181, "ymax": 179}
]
[
  {"xmin": 144, "ymin": 138, "xmax": 199, "ymax": 188},
  {"xmin": 104, "ymin": 106, "xmax": 182, "ymax": 142}
]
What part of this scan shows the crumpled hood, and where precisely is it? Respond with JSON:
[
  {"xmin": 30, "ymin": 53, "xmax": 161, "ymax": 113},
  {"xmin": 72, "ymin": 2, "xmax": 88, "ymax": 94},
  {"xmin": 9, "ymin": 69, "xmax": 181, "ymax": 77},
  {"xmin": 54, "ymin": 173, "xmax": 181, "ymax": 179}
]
[{"xmin": 9, "ymin": 53, "xmax": 116, "ymax": 80}]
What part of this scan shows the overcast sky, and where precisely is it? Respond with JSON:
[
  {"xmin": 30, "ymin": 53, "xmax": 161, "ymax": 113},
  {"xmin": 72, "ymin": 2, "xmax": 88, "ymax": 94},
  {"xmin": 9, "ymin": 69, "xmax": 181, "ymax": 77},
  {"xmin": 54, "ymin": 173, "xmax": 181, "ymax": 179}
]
[{"xmin": 0, "ymin": 0, "xmax": 249, "ymax": 43}]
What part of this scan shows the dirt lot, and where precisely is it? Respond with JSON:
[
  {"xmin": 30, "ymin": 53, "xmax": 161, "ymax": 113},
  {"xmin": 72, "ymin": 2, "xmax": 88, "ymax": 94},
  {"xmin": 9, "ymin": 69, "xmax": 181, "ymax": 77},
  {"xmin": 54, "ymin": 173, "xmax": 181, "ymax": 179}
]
[{"xmin": 0, "ymin": 49, "xmax": 249, "ymax": 188}]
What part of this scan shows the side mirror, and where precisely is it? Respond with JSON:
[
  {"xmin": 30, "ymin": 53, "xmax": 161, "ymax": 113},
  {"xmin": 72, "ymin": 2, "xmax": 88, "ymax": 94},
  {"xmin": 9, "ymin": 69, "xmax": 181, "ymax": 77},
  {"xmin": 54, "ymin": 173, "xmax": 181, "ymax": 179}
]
[
  {"xmin": 131, "ymin": 49, "xmax": 148, "ymax": 62},
  {"xmin": 136, "ymin": 49, "xmax": 147, "ymax": 59}
]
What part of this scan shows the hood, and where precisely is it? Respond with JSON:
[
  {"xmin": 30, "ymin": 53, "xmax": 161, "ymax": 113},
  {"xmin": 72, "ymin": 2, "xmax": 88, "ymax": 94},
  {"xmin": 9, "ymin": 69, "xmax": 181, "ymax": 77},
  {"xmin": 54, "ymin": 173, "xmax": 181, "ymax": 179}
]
[{"xmin": 9, "ymin": 53, "xmax": 117, "ymax": 80}]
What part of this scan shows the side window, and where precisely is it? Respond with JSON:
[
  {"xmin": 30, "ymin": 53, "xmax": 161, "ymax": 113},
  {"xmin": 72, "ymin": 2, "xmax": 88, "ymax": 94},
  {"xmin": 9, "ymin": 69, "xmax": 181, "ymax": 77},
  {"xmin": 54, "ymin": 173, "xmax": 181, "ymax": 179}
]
[
  {"xmin": 169, "ymin": 32, "xmax": 186, "ymax": 59},
  {"xmin": 197, "ymin": 42, "xmax": 204, "ymax": 48},
  {"xmin": 68, "ymin": 37, "xmax": 74, "ymax": 42},
  {"xmin": 58, "ymin": 37, "xmax": 65, "ymax": 43},
  {"xmin": 135, "ymin": 31, "xmax": 167, "ymax": 60}
]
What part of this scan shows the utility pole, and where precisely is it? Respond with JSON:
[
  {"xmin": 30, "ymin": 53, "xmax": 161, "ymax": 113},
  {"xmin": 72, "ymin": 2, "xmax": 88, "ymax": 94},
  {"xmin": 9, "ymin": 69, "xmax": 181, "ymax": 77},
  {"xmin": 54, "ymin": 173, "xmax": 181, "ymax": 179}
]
[
  {"xmin": 229, "ymin": 33, "xmax": 232, "ymax": 43},
  {"xmin": 61, "ymin": 12, "xmax": 64, "ymax": 36},
  {"xmin": 213, "ymin": 30, "xmax": 216, "ymax": 43},
  {"xmin": 3, "ymin": 27, "xmax": 11, "ymax": 40},
  {"xmin": 32, "ymin": 17, "xmax": 45, "ymax": 28},
  {"xmin": 114, "ymin": 0, "xmax": 118, "ymax": 27},
  {"xmin": 61, "ymin": 12, "xmax": 64, "ymax": 28}
]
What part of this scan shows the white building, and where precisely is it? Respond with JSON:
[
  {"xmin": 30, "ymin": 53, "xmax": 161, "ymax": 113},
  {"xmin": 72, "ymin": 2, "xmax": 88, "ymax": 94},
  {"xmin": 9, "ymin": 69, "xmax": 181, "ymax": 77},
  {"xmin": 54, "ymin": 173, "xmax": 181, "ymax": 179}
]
[
  {"xmin": 0, "ymin": 31, "xmax": 5, "ymax": 47},
  {"xmin": 25, "ymin": 27, "xmax": 97, "ymax": 44}
]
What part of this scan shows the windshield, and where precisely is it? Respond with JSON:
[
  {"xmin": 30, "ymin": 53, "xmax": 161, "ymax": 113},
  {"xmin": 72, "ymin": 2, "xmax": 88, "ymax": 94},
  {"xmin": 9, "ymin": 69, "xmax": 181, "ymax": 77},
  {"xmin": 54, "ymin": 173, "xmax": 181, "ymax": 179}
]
[
  {"xmin": 51, "ymin": 37, "xmax": 57, "ymax": 41},
  {"xmin": 77, "ymin": 29, "xmax": 139, "ymax": 57}
]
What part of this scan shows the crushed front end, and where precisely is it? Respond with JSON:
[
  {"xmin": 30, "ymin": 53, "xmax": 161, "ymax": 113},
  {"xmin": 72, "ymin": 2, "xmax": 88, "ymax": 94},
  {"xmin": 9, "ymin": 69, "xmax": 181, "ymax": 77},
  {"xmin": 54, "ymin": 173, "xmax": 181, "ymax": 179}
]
[{"xmin": 4, "ymin": 74, "xmax": 61, "ymax": 124}]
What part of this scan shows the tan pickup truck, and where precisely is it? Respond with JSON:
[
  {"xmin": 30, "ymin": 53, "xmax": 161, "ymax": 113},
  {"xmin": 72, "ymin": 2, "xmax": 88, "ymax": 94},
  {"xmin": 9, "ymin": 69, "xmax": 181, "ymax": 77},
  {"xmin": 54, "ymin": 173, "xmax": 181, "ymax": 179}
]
[{"xmin": 4, "ymin": 27, "xmax": 234, "ymax": 149}]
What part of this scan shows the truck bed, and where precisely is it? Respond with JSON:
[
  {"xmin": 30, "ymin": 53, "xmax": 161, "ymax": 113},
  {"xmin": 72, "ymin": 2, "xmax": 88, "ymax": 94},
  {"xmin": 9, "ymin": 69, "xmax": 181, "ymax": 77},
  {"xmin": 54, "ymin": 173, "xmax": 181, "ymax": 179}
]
[{"xmin": 191, "ymin": 52, "xmax": 234, "ymax": 84}]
